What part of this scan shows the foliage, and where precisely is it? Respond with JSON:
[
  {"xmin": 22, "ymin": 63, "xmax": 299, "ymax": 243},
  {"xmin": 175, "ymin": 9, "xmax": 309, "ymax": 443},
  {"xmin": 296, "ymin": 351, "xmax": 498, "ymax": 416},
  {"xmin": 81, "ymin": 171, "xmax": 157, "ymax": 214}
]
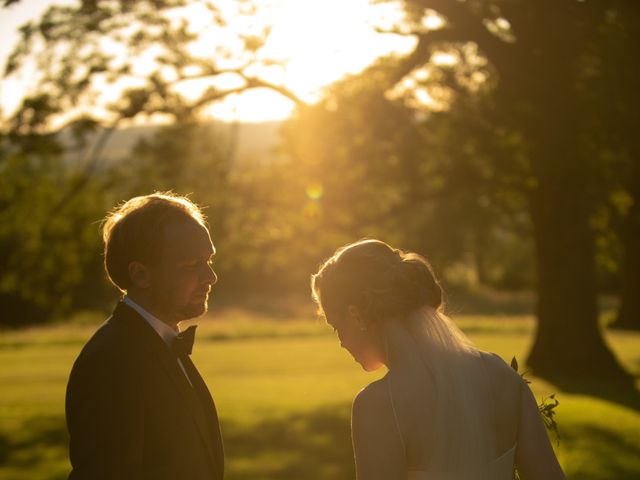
[
  {"xmin": 361, "ymin": 0, "xmax": 637, "ymax": 381},
  {"xmin": 4, "ymin": 0, "xmax": 302, "ymax": 125},
  {"xmin": 0, "ymin": 0, "xmax": 303, "ymax": 325},
  {"xmin": 510, "ymin": 357, "xmax": 560, "ymax": 440},
  {"xmin": 510, "ymin": 355, "xmax": 560, "ymax": 479},
  {"xmin": 0, "ymin": 0, "xmax": 638, "ymax": 373},
  {"xmin": 282, "ymin": 58, "xmax": 535, "ymax": 289},
  {"xmin": 1, "ymin": 0, "xmax": 304, "ymax": 225},
  {"xmin": 0, "ymin": 129, "xmax": 112, "ymax": 325}
]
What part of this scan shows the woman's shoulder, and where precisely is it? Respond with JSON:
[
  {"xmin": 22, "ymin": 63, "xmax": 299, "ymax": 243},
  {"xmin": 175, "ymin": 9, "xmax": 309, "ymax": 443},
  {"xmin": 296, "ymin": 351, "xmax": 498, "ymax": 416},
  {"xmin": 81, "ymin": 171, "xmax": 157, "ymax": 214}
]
[
  {"xmin": 478, "ymin": 350, "xmax": 523, "ymax": 385},
  {"xmin": 477, "ymin": 350, "xmax": 523, "ymax": 446},
  {"xmin": 478, "ymin": 350, "xmax": 525, "ymax": 406},
  {"xmin": 352, "ymin": 375, "xmax": 407, "ymax": 463},
  {"xmin": 353, "ymin": 376, "xmax": 392, "ymax": 414}
]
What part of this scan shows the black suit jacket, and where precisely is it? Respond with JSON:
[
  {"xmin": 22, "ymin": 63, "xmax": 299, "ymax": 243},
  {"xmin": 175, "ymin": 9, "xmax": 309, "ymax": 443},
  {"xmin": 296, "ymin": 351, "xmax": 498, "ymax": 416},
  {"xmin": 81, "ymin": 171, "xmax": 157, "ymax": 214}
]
[{"xmin": 66, "ymin": 302, "xmax": 224, "ymax": 480}]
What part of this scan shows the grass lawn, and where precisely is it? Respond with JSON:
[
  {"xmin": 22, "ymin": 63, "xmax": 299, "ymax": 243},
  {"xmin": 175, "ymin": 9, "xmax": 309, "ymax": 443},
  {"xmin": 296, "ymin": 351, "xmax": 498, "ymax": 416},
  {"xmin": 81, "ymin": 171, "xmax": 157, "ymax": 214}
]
[{"xmin": 0, "ymin": 309, "xmax": 639, "ymax": 479}]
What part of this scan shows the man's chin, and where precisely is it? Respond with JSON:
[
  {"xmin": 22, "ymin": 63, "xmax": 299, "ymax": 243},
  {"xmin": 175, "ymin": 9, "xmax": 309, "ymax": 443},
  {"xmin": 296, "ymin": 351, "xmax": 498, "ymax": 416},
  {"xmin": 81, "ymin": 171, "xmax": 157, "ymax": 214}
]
[{"xmin": 179, "ymin": 302, "xmax": 208, "ymax": 320}]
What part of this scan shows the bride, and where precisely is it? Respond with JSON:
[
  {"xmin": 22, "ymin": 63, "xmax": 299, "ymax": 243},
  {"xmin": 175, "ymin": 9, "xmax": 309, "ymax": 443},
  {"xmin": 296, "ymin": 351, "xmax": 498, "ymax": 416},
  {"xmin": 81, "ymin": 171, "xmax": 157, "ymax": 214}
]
[{"xmin": 311, "ymin": 239, "xmax": 566, "ymax": 480}]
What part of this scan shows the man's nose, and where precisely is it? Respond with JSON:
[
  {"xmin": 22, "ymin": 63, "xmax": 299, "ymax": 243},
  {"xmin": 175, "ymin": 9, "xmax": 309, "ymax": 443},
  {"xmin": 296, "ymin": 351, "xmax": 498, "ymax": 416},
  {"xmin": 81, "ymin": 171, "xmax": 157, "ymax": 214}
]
[{"xmin": 204, "ymin": 264, "xmax": 218, "ymax": 285}]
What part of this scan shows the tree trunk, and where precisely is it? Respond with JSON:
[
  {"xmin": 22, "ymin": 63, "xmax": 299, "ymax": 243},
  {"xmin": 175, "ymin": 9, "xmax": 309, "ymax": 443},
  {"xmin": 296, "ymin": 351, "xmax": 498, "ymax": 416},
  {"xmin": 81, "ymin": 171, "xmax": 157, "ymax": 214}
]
[
  {"xmin": 611, "ymin": 189, "xmax": 640, "ymax": 330},
  {"xmin": 607, "ymin": 3, "xmax": 640, "ymax": 331},
  {"xmin": 524, "ymin": 88, "xmax": 629, "ymax": 383},
  {"xmin": 505, "ymin": 2, "xmax": 631, "ymax": 384},
  {"xmin": 527, "ymin": 176, "xmax": 629, "ymax": 382},
  {"xmin": 400, "ymin": 0, "xmax": 633, "ymax": 383}
]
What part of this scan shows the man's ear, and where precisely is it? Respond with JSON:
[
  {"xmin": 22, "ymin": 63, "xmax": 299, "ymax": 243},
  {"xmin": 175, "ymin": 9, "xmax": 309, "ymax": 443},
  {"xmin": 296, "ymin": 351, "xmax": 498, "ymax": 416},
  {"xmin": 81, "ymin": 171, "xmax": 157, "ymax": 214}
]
[
  {"xmin": 347, "ymin": 304, "xmax": 360, "ymax": 319},
  {"xmin": 128, "ymin": 261, "xmax": 151, "ymax": 289}
]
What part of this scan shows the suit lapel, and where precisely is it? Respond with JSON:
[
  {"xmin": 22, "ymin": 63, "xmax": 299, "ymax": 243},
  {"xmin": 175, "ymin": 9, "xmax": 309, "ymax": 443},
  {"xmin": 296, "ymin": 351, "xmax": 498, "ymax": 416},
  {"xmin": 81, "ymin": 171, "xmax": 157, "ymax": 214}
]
[
  {"xmin": 181, "ymin": 354, "xmax": 225, "ymax": 474},
  {"xmin": 111, "ymin": 302, "xmax": 221, "ymax": 476}
]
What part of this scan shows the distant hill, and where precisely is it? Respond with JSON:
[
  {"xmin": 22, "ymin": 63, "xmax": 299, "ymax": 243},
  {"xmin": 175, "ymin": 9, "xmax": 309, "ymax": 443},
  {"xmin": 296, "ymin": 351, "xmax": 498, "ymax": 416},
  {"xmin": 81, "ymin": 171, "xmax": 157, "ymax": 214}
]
[{"xmin": 59, "ymin": 120, "xmax": 285, "ymax": 167}]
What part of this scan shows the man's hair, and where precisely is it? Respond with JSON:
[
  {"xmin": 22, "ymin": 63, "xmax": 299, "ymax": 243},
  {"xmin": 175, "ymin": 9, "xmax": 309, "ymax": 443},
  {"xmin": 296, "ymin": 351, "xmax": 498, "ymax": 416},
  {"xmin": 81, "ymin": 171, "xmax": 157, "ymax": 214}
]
[{"xmin": 102, "ymin": 192, "xmax": 207, "ymax": 292}]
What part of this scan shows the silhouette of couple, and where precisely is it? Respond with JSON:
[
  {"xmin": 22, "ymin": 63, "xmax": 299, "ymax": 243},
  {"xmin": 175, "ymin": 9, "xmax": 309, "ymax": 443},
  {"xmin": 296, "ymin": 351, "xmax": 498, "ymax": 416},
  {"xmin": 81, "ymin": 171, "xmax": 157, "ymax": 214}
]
[{"xmin": 66, "ymin": 193, "xmax": 565, "ymax": 480}]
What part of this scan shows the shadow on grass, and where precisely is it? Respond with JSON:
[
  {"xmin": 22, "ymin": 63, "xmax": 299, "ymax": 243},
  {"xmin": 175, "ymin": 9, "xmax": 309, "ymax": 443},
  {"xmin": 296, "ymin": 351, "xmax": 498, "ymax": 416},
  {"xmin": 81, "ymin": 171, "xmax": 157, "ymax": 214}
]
[
  {"xmin": 1, "ymin": 404, "xmax": 638, "ymax": 480},
  {"xmin": 562, "ymin": 423, "xmax": 640, "ymax": 480},
  {"xmin": 0, "ymin": 407, "xmax": 355, "ymax": 480},
  {"xmin": 0, "ymin": 416, "xmax": 69, "ymax": 480},
  {"xmin": 550, "ymin": 377, "xmax": 640, "ymax": 413},
  {"xmin": 221, "ymin": 404, "xmax": 355, "ymax": 480}
]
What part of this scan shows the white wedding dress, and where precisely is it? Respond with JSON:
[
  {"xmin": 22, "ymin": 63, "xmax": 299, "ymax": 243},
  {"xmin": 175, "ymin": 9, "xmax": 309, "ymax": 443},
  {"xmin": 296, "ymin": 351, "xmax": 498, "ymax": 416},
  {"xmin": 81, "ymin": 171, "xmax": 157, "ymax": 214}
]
[
  {"xmin": 384, "ymin": 307, "xmax": 520, "ymax": 480},
  {"xmin": 408, "ymin": 444, "xmax": 516, "ymax": 480}
]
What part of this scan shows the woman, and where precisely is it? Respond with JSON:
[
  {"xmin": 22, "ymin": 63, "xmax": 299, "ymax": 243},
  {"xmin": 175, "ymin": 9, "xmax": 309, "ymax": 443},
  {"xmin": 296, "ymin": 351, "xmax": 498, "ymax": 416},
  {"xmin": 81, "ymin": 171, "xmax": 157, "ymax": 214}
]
[{"xmin": 311, "ymin": 239, "xmax": 566, "ymax": 480}]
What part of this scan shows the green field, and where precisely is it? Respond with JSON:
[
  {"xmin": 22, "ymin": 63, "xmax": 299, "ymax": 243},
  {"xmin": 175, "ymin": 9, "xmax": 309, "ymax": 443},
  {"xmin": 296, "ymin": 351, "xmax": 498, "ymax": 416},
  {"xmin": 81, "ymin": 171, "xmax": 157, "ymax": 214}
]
[{"xmin": 1, "ymin": 310, "xmax": 639, "ymax": 479}]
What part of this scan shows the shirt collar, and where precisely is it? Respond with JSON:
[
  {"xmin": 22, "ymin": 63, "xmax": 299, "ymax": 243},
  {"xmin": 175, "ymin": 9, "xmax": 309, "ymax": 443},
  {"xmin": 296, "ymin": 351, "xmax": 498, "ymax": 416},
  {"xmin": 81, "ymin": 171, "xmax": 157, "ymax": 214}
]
[{"xmin": 123, "ymin": 295, "xmax": 178, "ymax": 347}]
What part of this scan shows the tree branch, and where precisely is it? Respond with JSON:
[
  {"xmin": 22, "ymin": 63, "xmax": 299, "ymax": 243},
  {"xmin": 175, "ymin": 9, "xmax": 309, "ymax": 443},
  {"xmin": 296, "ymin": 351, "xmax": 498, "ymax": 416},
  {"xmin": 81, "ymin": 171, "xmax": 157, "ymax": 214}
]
[
  {"xmin": 186, "ymin": 73, "xmax": 307, "ymax": 112},
  {"xmin": 393, "ymin": 1, "xmax": 516, "ymax": 74},
  {"xmin": 47, "ymin": 118, "xmax": 122, "ymax": 219},
  {"xmin": 244, "ymin": 77, "xmax": 307, "ymax": 107}
]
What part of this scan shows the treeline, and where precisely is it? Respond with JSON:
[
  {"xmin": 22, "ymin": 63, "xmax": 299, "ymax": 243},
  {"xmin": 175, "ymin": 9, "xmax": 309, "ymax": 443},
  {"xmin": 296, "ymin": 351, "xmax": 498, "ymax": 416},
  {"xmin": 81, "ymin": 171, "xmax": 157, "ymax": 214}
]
[
  {"xmin": 0, "ymin": 61, "xmax": 634, "ymax": 326},
  {"xmin": 1, "ymin": 0, "xmax": 638, "ymax": 384}
]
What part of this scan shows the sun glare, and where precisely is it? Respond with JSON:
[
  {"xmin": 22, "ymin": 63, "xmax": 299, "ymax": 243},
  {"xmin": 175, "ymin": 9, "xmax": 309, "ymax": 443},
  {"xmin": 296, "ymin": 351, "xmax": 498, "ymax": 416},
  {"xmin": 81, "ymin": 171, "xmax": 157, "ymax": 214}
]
[
  {"xmin": 182, "ymin": 0, "xmax": 415, "ymax": 122},
  {"xmin": 1, "ymin": 0, "xmax": 415, "ymax": 124}
]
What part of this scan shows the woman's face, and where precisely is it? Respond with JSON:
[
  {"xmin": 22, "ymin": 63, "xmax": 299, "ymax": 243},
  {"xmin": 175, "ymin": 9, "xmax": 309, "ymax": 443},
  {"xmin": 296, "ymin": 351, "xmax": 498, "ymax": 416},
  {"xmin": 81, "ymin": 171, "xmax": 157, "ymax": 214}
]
[{"xmin": 325, "ymin": 305, "xmax": 386, "ymax": 372}]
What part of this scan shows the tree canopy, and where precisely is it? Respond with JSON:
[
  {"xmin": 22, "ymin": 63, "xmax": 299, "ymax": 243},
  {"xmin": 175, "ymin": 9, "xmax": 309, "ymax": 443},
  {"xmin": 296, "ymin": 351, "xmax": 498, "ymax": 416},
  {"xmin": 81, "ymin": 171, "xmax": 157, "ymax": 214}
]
[{"xmin": 1, "ymin": 0, "xmax": 638, "ymax": 388}]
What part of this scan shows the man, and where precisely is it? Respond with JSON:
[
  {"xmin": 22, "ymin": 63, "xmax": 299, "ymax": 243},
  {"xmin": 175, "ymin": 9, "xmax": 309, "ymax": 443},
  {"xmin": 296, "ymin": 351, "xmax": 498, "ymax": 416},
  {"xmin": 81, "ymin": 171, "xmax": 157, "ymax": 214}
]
[{"xmin": 66, "ymin": 192, "xmax": 224, "ymax": 480}]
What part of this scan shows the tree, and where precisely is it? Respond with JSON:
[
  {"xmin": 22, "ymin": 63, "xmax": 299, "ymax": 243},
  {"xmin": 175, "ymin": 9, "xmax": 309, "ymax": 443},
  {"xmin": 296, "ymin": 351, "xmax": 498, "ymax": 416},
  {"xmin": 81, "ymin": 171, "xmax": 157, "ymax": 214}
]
[
  {"xmin": 595, "ymin": 5, "xmax": 640, "ymax": 331},
  {"xmin": 282, "ymin": 56, "xmax": 534, "ymax": 294},
  {"xmin": 2, "ymin": 0, "xmax": 304, "ymax": 209},
  {"xmin": 0, "ymin": 103, "xmax": 112, "ymax": 324},
  {"xmin": 376, "ymin": 0, "xmax": 632, "ymax": 383},
  {"xmin": 0, "ymin": 0, "xmax": 305, "ymax": 323}
]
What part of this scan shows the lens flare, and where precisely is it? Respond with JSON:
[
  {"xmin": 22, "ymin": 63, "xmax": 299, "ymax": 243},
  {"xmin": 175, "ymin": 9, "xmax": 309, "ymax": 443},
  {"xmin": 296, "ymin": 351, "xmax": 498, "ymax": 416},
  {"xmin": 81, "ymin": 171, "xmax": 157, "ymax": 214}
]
[{"xmin": 306, "ymin": 183, "xmax": 324, "ymax": 200}]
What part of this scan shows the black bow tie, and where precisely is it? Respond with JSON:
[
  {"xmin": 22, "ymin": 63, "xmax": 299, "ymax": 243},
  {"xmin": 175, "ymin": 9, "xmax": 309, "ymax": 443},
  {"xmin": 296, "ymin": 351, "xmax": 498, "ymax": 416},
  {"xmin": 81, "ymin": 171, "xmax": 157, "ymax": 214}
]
[{"xmin": 172, "ymin": 325, "xmax": 197, "ymax": 356}]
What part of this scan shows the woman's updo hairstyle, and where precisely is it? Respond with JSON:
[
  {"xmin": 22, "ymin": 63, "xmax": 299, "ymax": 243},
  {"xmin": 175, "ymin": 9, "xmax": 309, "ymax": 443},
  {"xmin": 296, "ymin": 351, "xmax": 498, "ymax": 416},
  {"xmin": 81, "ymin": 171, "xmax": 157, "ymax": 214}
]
[{"xmin": 311, "ymin": 239, "xmax": 443, "ymax": 323}]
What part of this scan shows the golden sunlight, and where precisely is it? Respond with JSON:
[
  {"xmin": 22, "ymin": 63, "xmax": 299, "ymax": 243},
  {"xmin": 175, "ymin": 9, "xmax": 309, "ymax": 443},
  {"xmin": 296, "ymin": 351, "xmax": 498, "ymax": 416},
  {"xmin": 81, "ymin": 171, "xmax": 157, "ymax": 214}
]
[
  {"xmin": 187, "ymin": 0, "xmax": 415, "ymax": 122},
  {"xmin": 0, "ymin": 0, "xmax": 415, "ymax": 124}
]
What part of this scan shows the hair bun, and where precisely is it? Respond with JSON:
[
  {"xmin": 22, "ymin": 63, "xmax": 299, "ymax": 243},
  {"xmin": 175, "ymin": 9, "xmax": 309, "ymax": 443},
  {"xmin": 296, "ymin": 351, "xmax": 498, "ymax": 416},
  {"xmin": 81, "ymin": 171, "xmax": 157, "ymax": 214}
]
[
  {"xmin": 395, "ymin": 256, "xmax": 442, "ymax": 309},
  {"xmin": 312, "ymin": 239, "xmax": 444, "ymax": 323}
]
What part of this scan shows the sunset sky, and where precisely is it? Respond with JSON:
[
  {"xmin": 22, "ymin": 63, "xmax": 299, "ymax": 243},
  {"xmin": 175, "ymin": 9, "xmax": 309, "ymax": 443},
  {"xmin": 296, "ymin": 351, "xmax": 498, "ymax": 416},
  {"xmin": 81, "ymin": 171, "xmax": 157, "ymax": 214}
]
[{"xmin": 0, "ymin": 0, "xmax": 419, "ymax": 123}]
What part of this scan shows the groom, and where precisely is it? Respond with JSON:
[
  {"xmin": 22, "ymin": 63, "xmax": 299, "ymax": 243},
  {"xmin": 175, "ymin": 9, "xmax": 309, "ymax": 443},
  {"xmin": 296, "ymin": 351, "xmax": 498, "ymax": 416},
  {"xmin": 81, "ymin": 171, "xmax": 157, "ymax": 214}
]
[{"xmin": 66, "ymin": 193, "xmax": 224, "ymax": 480}]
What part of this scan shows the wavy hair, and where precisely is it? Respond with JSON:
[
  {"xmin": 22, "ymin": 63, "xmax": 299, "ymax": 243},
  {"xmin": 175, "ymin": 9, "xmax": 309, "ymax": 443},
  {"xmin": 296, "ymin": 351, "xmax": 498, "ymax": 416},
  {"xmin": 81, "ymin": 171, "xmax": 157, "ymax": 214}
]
[
  {"xmin": 311, "ymin": 239, "xmax": 442, "ymax": 321},
  {"xmin": 102, "ymin": 192, "xmax": 206, "ymax": 292}
]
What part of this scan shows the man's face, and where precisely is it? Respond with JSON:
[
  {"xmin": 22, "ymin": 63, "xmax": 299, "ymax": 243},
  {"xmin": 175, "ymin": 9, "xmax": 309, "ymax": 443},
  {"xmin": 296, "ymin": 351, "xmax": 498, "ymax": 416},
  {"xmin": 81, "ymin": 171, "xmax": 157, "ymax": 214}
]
[{"xmin": 147, "ymin": 218, "xmax": 217, "ymax": 323}]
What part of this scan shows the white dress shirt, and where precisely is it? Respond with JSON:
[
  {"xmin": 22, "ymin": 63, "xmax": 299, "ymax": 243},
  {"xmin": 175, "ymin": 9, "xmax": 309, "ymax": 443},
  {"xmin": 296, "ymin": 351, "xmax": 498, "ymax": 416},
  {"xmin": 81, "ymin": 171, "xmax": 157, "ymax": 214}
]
[{"xmin": 123, "ymin": 295, "xmax": 193, "ymax": 386}]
